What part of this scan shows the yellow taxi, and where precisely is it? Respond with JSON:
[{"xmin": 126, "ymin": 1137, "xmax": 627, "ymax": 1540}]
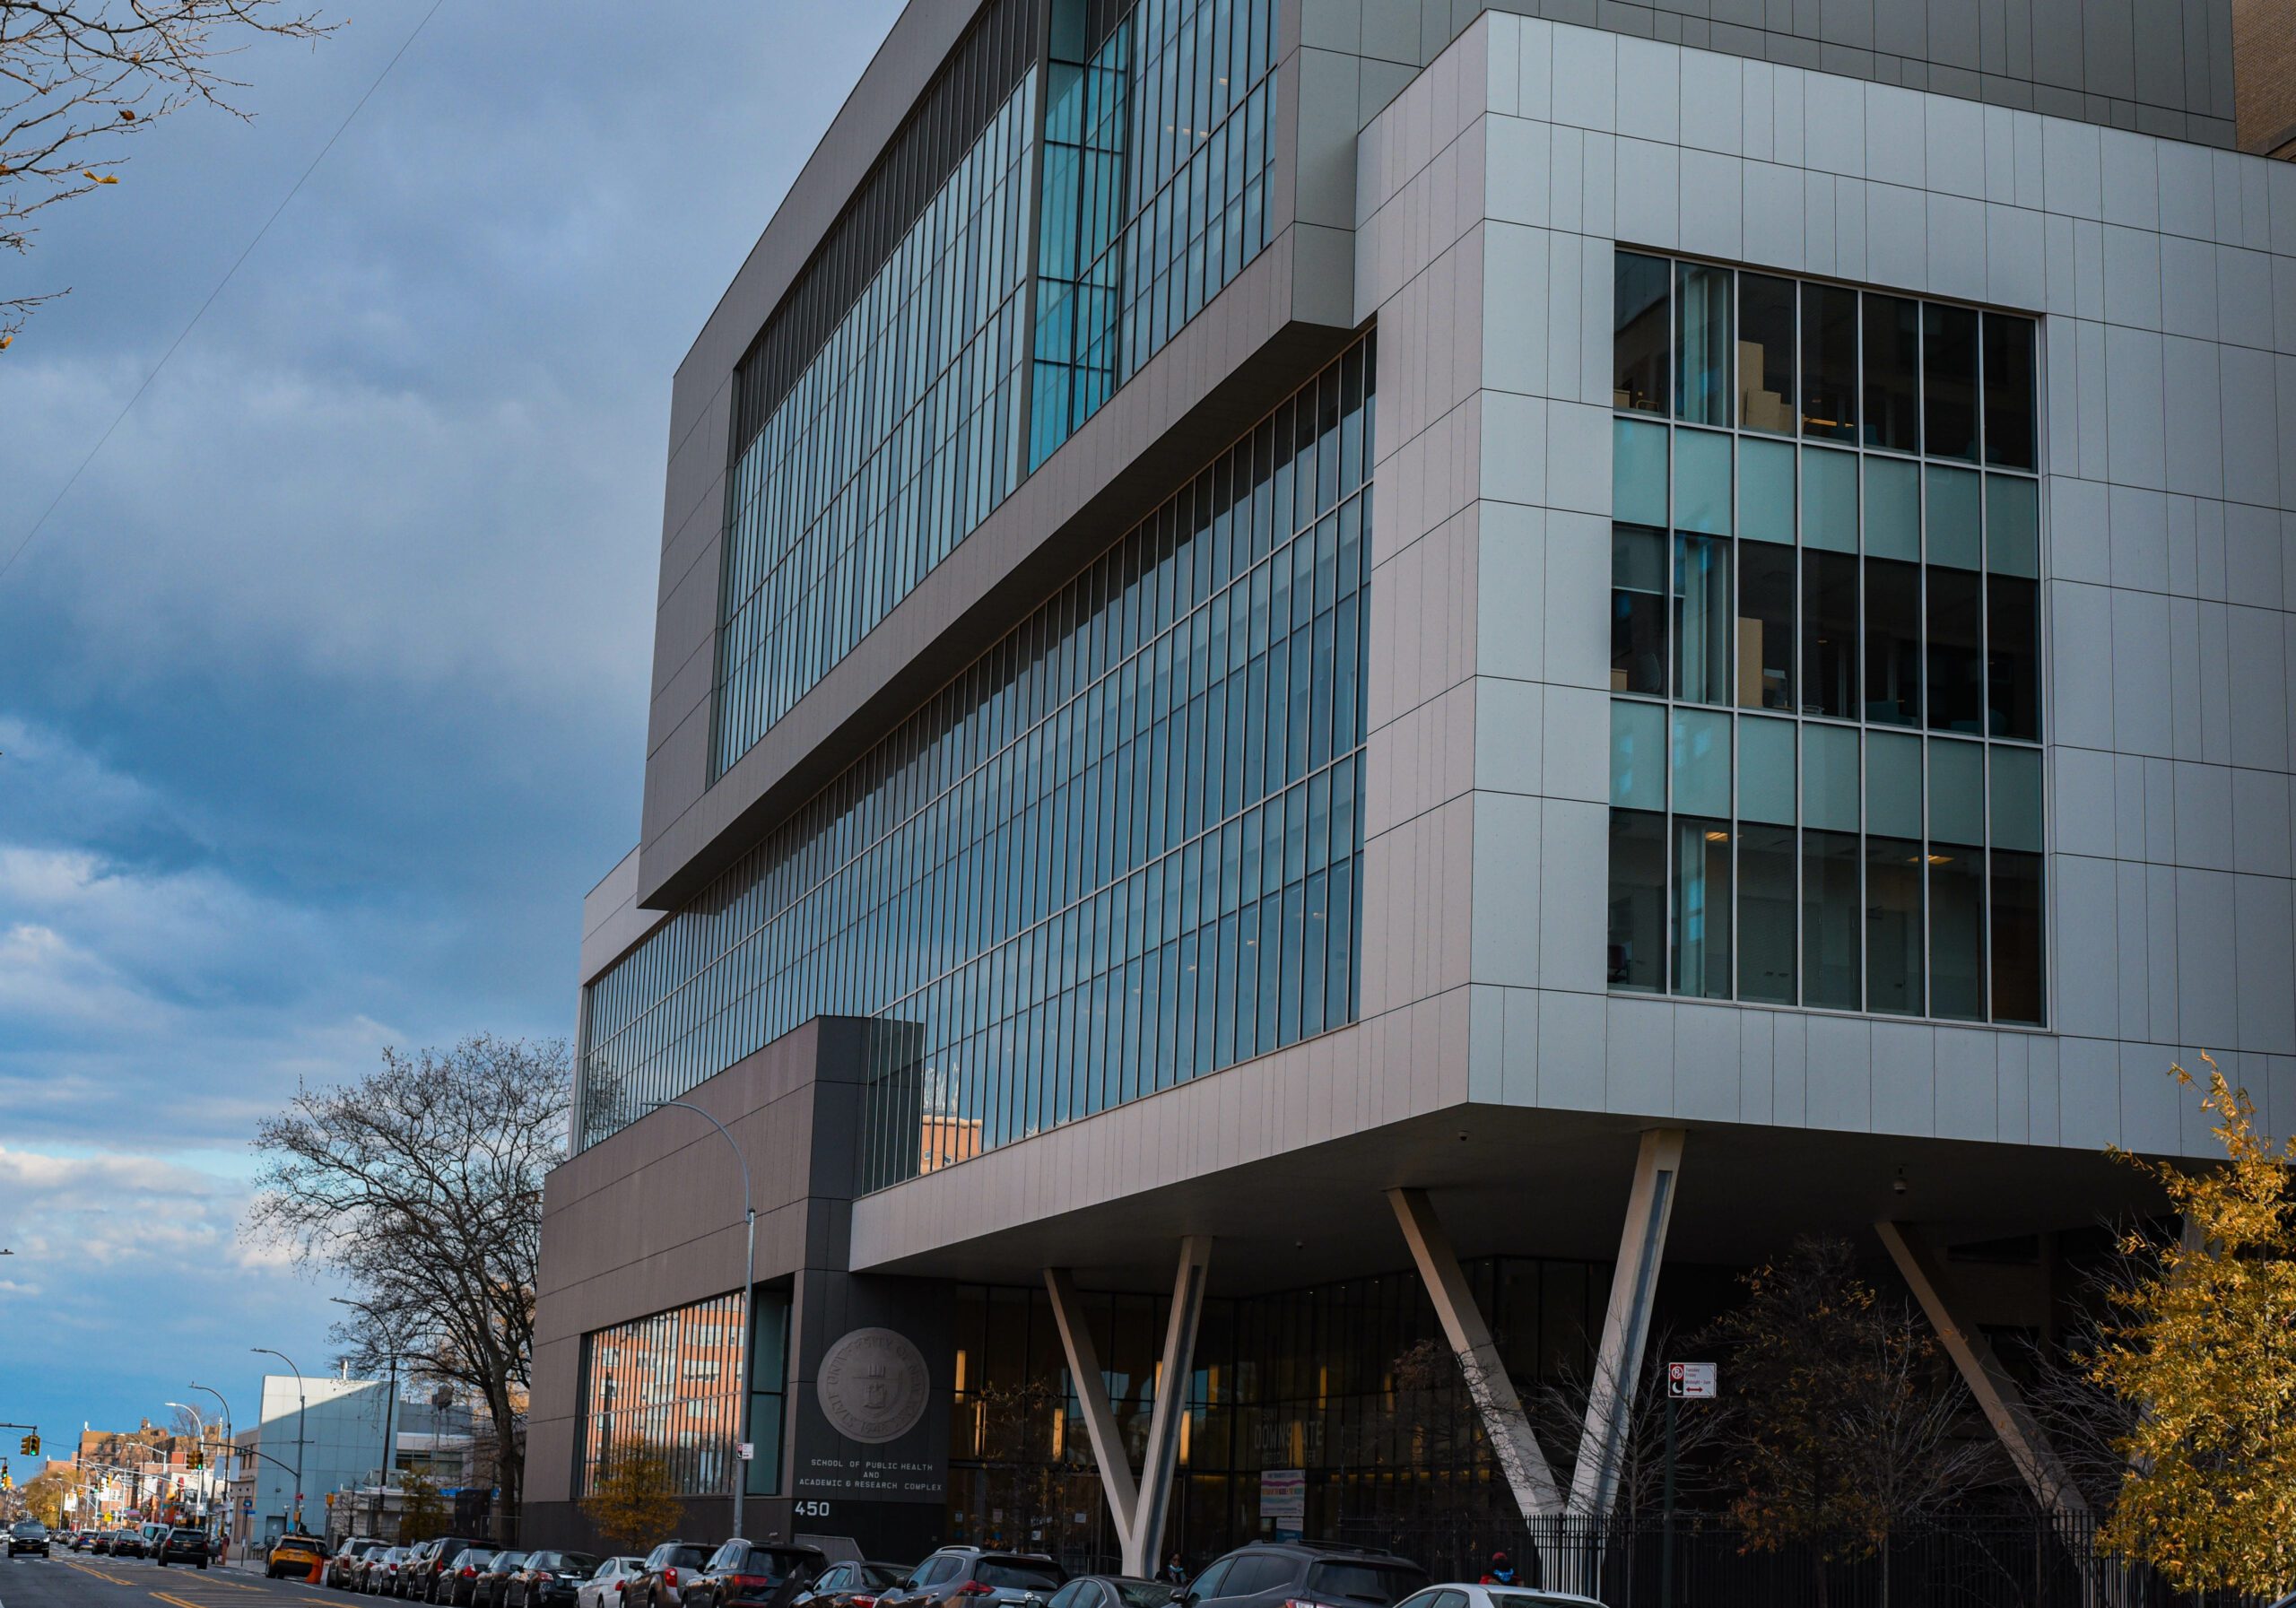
[{"xmin": 265, "ymin": 1532, "xmax": 328, "ymax": 1579}]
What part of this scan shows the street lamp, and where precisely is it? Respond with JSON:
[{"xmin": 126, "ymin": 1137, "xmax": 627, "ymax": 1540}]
[
  {"xmin": 164, "ymin": 1404, "xmax": 207, "ymax": 1525},
  {"xmin": 187, "ymin": 1385, "xmax": 233, "ymax": 1555},
  {"xmin": 330, "ymin": 1298, "xmax": 404, "ymax": 1543},
  {"xmin": 648, "ymin": 1099, "xmax": 756, "ymax": 1541},
  {"xmin": 249, "ymin": 1348, "xmax": 307, "ymax": 1535}
]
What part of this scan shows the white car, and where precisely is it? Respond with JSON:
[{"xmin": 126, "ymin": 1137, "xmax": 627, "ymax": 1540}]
[
  {"xmin": 578, "ymin": 1556, "xmax": 649, "ymax": 1608},
  {"xmin": 1396, "ymin": 1586, "xmax": 1607, "ymax": 1608}
]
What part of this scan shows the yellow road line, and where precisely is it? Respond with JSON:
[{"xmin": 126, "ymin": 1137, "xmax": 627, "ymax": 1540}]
[
  {"xmin": 152, "ymin": 1593, "xmax": 214, "ymax": 1608},
  {"xmin": 64, "ymin": 1560, "xmax": 138, "ymax": 1585}
]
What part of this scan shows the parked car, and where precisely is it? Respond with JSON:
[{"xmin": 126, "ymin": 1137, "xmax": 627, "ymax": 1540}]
[
  {"xmin": 1395, "ymin": 1586, "xmax": 1603, "ymax": 1608},
  {"xmin": 409, "ymin": 1538, "xmax": 495, "ymax": 1602},
  {"xmin": 331, "ymin": 1537, "xmax": 388, "ymax": 1588},
  {"xmin": 361, "ymin": 1547, "xmax": 408, "ymax": 1595},
  {"xmin": 577, "ymin": 1555, "xmax": 649, "ymax": 1608},
  {"xmin": 882, "ymin": 1550, "xmax": 1068, "ymax": 1608},
  {"xmin": 157, "ymin": 1527, "xmax": 211, "ymax": 1569},
  {"xmin": 509, "ymin": 1551, "xmax": 603, "ymax": 1608},
  {"xmin": 1048, "ymin": 1580, "xmax": 1177, "ymax": 1608},
  {"xmin": 270, "ymin": 1533, "xmax": 332, "ymax": 1579},
  {"xmin": 6, "ymin": 1520, "xmax": 49, "ymax": 1558},
  {"xmin": 440, "ymin": 1547, "xmax": 505, "ymax": 1605},
  {"xmin": 474, "ymin": 1552, "xmax": 530, "ymax": 1608},
  {"xmin": 689, "ymin": 1540, "xmax": 829, "ymax": 1608},
  {"xmin": 795, "ymin": 1561, "xmax": 911, "ymax": 1608},
  {"xmin": 631, "ymin": 1542, "xmax": 718, "ymax": 1607},
  {"xmin": 1178, "ymin": 1543, "xmax": 1429, "ymax": 1608}
]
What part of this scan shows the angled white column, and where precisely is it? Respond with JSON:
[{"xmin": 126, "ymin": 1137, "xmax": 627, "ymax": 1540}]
[
  {"xmin": 1875, "ymin": 1219, "xmax": 2090, "ymax": 1520},
  {"xmin": 1043, "ymin": 1266, "xmax": 1141, "ymax": 1562},
  {"xmin": 1570, "ymin": 1128, "xmax": 1686, "ymax": 1520},
  {"xmin": 1387, "ymin": 1186, "xmax": 1566, "ymax": 1518},
  {"xmin": 1129, "ymin": 1234, "xmax": 1213, "ymax": 1576}
]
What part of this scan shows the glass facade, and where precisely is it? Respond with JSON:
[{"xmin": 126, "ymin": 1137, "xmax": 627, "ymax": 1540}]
[
  {"xmin": 1607, "ymin": 253, "xmax": 2046, "ymax": 1024},
  {"xmin": 712, "ymin": 70, "xmax": 1039, "ymax": 777},
  {"xmin": 1031, "ymin": 0, "xmax": 1280, "ymax": 464},
  {"xmin": 572, "ymin": 1285, "xmax": 792, "ymax": 1499},
  {"xmin": 580, "ymin": 340, "xmax": 1376, "ymax": 1168}
]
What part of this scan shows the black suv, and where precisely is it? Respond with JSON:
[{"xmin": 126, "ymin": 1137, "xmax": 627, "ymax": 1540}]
[
  {"xmin": 689, "ymin": 1540, "xmax": 829, "ymax": 1608},
  {"xmin": 157, "ymin": 1527, "xmax": 211, "ymax": 1569},
  {"xmin": 410, "ymin": 1538, "xmax": 495, "ymax": 1603},
  {"xmin": 882, "ymin": 1549, "xmax": 1067, "ymax": 1608},
  {"xmin": 7, "ymin": 1520, "xmax": 49, "ymax": 1557},
  {"xmin": 1178, "ymin": 1544, "xmax": 1428, "ymax": 1608}
]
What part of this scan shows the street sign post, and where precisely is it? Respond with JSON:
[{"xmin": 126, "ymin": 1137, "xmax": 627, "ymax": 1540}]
[{"xmin": 1661, "ymin": 1363, "xmax": 1719, "ymax": 1608}]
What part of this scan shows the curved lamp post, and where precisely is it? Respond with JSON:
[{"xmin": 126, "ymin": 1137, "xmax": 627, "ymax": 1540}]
[
  {"xmin": 649, "ymin": 1100, "xmax": 756, "ymax": 1541},
  {"xmin": 248, "ymin": 1348, "xmax": 308, "ymax": 1534},
  {"xmin": 186, "ymin": 1384, "xmax": 234, "ymax": 1553}
]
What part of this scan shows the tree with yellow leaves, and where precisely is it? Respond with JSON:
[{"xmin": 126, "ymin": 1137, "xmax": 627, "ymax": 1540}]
[
  {"xmin": 2092, "ymin": 1056, "xmax": 2296, "ymax": 1595},
  {"xmin": 580, "ymin": 1446, "xmax": 683, "ymax": 1557}
]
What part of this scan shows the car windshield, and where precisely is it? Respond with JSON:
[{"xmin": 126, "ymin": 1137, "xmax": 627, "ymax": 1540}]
[
  {"xmin": 1303, "ymin": 1564, "xmax": 1429, "ymax": 1606},
  {"xmin": 978, "ymin": 1560, "xmax": 1066, "ymax": 1590},
  {"xmin": 665, "ymin": 1546, "xmax": 710, "ymax": 1569},
  {"xmin": 13, "ymin": 1523, "xmax": 42, "ymax": 1534},
  {"xmin": 558, "ymin": 1553, "xmax": 599, "ymax": 1575},
  {"xmin": 738, "ymin": 1550, "xmax": 819, "ymax": 1584},
  {"xmin": 863, "ymin": 1565, "xmax": 909, "ymax": 1587}
]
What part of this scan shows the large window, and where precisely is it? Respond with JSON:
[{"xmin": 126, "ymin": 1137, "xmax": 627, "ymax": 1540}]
[
  {"xmin": 582, "ymin": 341, "xmax": 1376, "ymax": 1173},
  {"xmin": 574, "ymin": 1286, "xmax": 792, "ymax": 1500},
  {"xmin": 1607, "ymin": 253, "xmax": 2044, "ymax": 1024},
  {"xmin": 1030, "ymin": 0, "xmax": 1279, "ymax": 464}
]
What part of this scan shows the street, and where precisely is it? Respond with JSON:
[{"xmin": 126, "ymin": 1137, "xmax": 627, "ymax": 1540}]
[{"xmin": 0, "ymin": 1553, "xmax": 340, "ymax": 1608}]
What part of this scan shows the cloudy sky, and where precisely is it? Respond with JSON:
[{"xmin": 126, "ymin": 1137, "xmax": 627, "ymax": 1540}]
[{"xmin": 0, "ymin": 0, "xmax": 902, "ymax": 1469}]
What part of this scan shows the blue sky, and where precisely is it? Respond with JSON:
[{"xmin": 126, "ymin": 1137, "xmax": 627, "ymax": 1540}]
[{"xmin": 0, "ymin": 0, "xmax": 903, "ymax": 1468}]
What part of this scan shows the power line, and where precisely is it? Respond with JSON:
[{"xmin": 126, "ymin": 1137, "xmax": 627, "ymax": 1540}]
[{"xmin": 0, "ymin": 0, "xmax": 450, "ymax": 589}]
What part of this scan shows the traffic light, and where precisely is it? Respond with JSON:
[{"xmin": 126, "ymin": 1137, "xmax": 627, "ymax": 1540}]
[
  {"xmin": 187, "ymin": 1450, "xmax": 204, "ymax": 1470},
  {"xmin": 17, "ymin": 1434, "xmax": 35, "ymax": 1456}
]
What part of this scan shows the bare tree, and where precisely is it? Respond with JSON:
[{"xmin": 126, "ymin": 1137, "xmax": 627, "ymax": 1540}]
[
  {"xmin": 247, "ymin": 1034, "xmax": 570, "ymax": 1525},
  {"xmin": 1, "ymin": 0, "xmax": 334, "ymax": 345},
  {"xmin": 1535, "ymin": 1325, "xmax": 1729, "ymax": 1521}
]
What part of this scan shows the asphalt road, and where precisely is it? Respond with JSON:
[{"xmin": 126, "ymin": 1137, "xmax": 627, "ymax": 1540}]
[{"xmin": 0, "ymin": 1552, "xmax": 344, "ymax": 1608}]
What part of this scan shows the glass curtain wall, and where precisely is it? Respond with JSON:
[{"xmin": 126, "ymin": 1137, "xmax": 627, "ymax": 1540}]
[
  {"xmin": 581, "ymin": 341, "xmax": 1376, "ymax": 1171},
  {"xmin": 573, "ymin": 1286, "xmax": 792, "ymax": 1500},
  {"xmin": 714, "ymin": 27, "xmax": 1039, "ymax": 777},
  {"xmin": 1605, "ymin": 252, "xmax": 2045, "ymax": 1024},
  {"xmin": 1031, "ymin": 0, "xmax": 1281, "ymax": 465},
  {"xmin": 946, "ymin": 1258, "xmax": 1613, "ymax": 1567}
]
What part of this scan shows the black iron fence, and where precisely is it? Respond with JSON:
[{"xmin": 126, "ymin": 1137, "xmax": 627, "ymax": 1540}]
[{"xmin": 1330, "ymin": 1513, "xmax": 2267, "ymax": 1608}]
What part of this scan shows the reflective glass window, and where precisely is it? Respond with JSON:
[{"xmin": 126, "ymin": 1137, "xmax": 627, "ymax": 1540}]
[
  {"xmin": 1674, "ymin": 534, "xmax": 1732, "ymax": 705},
  {"xmin": 1922, "ymin": 303, "xmax": 1980, "ymax": 462},
  {"xmin": 1864, "ymin": 456, "xmax": 1920, "ymax": 561},
  {"xmin": 1671, "ymin": 708, "xmax": 1732, "ymax": 819},
  {"xmin": 1737, "ymin": 541, "xmax": 1795, "ymax": 710},
  {"xmin": 1982, "ymin": 314, "xmax": 2039, "ymax": 469},
  {"xmin": 1801, "ymin": 283, "xmax": 1858, "ymax": 440},
  {"xmin": 1926, "ymin": 565, "xmax": 1984, "ymax": 734},
  {"xmin": 1611, "ymin": 699, "xmax": 1666, "ymax": 810},
  {"xmin": 1676, "ymin": 263, "xmax": 1734, "ymax": 427},
  {"xmin": 1737, "ymin": 273, "xmax": 1796, "ymax": 434},
  {"xmin": 1674, "ymin": 428, "xmax": 1733, "ymax": 535},
  {"xmin": 1673, "ymin": 816, "xmax": 1732, "ymax": 998},
  {"xmin": 1991, "ymin": 851, "xmax": 2046, "ymax": 1024},
  {"xmin": 1803, "ymin": 549, "xmax": 1860, "ymax": 720},
  {"xmin": 1738, "ymin": 824, "xmax": 1797, "ymax": 1004},
  {"xmin": 1739, "ymin": 437, "xmax": 1796, "ymax": 543},
  {"xmin": 1802, "ymin": 448, "xmax": 1858, "ymax": 552},
  {"xmin": 1862, "ymin": 293, "xmax": 1920, "ymax": 453},
  {"xmin": 1926, "ymin": 465, "xmax": 1982, "ymax": 569},
  {"xmin": 1864, "ymin": 557, "xmax": 1921, "ymax": 726},
  {"xmin": 1804, "ymin": 830, "xmax": 1861, "ymax": 1008},
  {"xmin": 1866, "ymin": 836, "xmax": 1925, "ymax": 1014},
  {"xmin": 1739, "ymin": 717, "xmax": 1797, "ymax": 827},
  {"xmin": 1612, "ymin": 526, "xmax": 1667, "ymax": 695},
  {"xmin": 1614, "ymin": 421, "xmax": 1669, "ymax": 526},
  {"xmin": 1614, "ymin": 252, "xmax": 1671, "ymax": 414},
  {"xmin": 1608, "ymin": 810, "xmax": 1666, "ymax": 991}
]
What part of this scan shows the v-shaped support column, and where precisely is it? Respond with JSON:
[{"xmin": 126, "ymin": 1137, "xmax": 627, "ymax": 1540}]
[
  {"xmin": 1569, "ymin": 1128, "xmax": 1686, "ymax": 1520},
  {"xmin": 1044, "ymin": 1236, "xmax": 1213, "ymax": 1578},
  {"xmin": 1387, "ymin": 1186, "xmax": 1566, "ymax": 1518}
]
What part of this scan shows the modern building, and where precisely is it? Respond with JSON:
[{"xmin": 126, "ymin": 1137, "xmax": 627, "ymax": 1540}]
[
  {"xmin": 241, "ymin": 1374, "xmax": 473, "ymax": 1546},
  {"xmin": 530, "ymin": 0, "xmax": 2296, "ymax": 1586}
]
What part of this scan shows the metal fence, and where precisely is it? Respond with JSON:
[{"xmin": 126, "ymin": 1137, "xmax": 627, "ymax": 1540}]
[{"xmin": 1330, "ymin": 1513, "xmax": 2267, "ymax": 1608}]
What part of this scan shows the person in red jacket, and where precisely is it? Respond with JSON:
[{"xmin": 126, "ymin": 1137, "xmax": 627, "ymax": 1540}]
[{"xmin": 1478, "ymin": 1552, "xmax": 1519, "ymax": 1586}]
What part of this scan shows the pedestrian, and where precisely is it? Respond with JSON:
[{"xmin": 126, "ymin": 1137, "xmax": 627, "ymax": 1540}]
[
  {"xmin": 1478, "ymin": 1552, "xmax": 1518, "ymax": 1587},
  {"xmin": 1163, "ymin": 1552, "xmax": 1187, "ymax": 1586}
]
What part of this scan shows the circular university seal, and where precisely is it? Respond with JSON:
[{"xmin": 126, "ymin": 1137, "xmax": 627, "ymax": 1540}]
[{"xmin": 816, "ymin": 1326, "xmax": 931, "ymax": 1444}]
